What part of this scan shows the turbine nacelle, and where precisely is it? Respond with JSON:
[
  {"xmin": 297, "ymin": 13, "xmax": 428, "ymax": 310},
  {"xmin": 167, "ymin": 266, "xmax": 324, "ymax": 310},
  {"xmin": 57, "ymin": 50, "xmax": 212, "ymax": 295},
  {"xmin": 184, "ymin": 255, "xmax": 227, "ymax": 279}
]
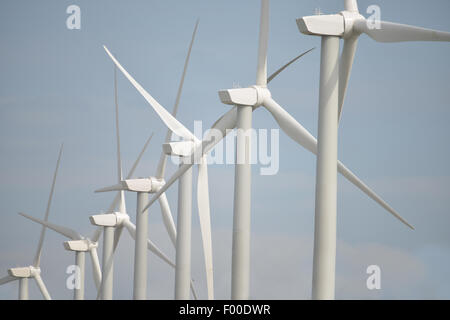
[
  {"xmin": 297, "ymin": 9, "xmax": 367, "ymax": 39},
  {"xmin": 8, "ymin": 266, "xmax": 40, "ymax": 278},
  {"xmin": 95, "ymin": 177, "xmax": 164, "ymax": 194},
  {"xmin": 89, "ymin": 212, "xmax": 129, "ymax": 227},
  {"xmin": 63, "ymin": 239, "xmax": 96, "ymax": 252},
  {"xmin": 218, "ymin": 86, "xmax": 271, "ymax": 107},
  {"xmin": 297, "ymin": 14, "xmax": 345, "ymax": 37}
]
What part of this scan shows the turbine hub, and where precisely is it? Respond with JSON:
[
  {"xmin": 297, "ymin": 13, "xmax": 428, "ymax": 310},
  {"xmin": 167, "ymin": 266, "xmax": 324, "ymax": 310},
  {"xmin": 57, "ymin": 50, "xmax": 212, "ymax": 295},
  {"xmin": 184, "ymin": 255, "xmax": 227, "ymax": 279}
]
[{"xmin": 340, "ymin": 10, "xmax": 365, "ymax": 39}]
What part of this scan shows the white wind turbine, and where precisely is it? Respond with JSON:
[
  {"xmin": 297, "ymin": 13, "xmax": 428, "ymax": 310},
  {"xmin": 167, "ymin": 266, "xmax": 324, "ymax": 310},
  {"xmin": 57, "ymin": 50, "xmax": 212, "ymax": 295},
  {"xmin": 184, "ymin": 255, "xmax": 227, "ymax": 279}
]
[
  {"xmin": 15, "ymin": 136, "xmax": 154, "ymax": 300},
  {"xmin": 296, "ymin": 0, "xmax": 450, "ymax": 300},
  {"xmin": 133, "ymin": 0, "xmax": 413, "ymax": 300},
  {"xmin": 14, "ymin": 134, "xmax": 152, "ymax": 300},
  {"xmin": 100, "ymin": 20, "xmax": 214, "ymax": 300},
  {"xmin": 17, "ymin": 212, "xmax": 102, "ymax": 300},
  {"xmin": 0, "ymin": 144, "xmax": 63, "ymax": 300},
  {"xmin": 91, "ymin": 67, "xmax": 182, "ymax": 299}
]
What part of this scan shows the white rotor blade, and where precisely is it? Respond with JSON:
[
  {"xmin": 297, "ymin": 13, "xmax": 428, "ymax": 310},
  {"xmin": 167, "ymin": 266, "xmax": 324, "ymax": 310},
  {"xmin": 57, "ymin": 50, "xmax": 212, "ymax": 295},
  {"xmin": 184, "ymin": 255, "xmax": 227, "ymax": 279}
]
[
  {"xmin": 90, "ymin": 227, "xmax": 103, "ymax": 245},
  {"xmin": 344, "ymin": 0, "xmax": 359, "ymax": 12},
  {"xmin": 262, "ymin": 97, "xmax": 413, "ymax": 229},
  {"xmin": 114, "ymin": 67, "xmax": 126, "ymax": 214},
  {"xmin": 103, "ymin": 46, "xmax": 196, "ymax": 142},
  {"xmin": 354, "ymin": 19, "xmax": 450, "ymax": 43},
  {"xmin": 158, "ymin": 193, "xmax": 177, "ymax": 247},
  {"xmin": 89, "ymin": 247, "xmax": 102, "ymax": 290},
  {"xmin": 141, "ymin": 107, "xmax": 239, "ymax": 213},
  {"xmin": 337, "ymin": 162, "xmax": 414, "ymax": 229},
  {"xmin": 113, "ymin": 225, "xmax": 124, "ymax": 251},
  {"xmin": 19, "ymin": 212, "xmax": 82, "ymax": 240},
  {"xmin": 34, "ymin": 143, "xmax": 63, "ymax": 267},
  {"xmin": 156, "ymin": 19, "xmax": 200, "ymax": 179},
  {"xmin": 256, "ymin": 0, "xmax": 270, "ymax": 86},
  {"xmin": 267, "ymin": 48, "xmax": 315, "ymax": 84},
  {"xmin": 190, "ymin": 281, "xmax": 198, "ymax": 300},
  {"xmin": 123, "ymin": 220, "xmax": 175, "ymax": 268},
  {"xmin": 127, "ymin": 133, "xmax": 154, "ymax": 180},
  {"xmin": 338, "ymin": 37, "xmax": 358, "ymax": 122},
  {"xmin": 197, "ymin": 157, "xmax": 214, "ymax": 300},
  {"xmin": 0, "ymin": 275, "xmax": 16, "ymax": 286},
  {"xmin": 33, "ymin": 274, "xmax": 51, "ymax": 300},
  {"xmin": 263, "ymin": 97, "xmax": 317, "ymax": 154},
  {"xmin": 95, "ymin": 244, "xmax": 115, "ymax": 300}
]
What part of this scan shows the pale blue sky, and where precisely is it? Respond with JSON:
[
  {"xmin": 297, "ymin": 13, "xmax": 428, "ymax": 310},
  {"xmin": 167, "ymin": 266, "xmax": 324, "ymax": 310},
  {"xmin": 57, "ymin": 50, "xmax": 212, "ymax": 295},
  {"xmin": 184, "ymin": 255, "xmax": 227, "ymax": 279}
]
[{"xmin": 0, "ymin": 0, "xmax": 449, "ymax": 299}]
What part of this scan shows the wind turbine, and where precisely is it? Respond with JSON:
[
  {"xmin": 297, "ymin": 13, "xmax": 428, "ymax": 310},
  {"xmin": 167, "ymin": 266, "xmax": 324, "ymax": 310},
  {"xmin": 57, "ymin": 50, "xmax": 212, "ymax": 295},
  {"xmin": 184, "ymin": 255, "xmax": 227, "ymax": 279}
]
[
  {"xmin": 96, "ymin": 64, "xmax": 214, "ymax": 299},
  {"xmin": 17, "ymin": 212, "xmax": 102, "ymax": 300},
  {"xmin": 296, "ymin": 0, "xmax": 450, "ymax": 300},
  {"xmin": 0, "ymin": 144, "xmax": 63, "ymax": 300},
  {"xmin": 91, "ymin": 66, "xmax": 180, "ymax": 299},
  {"xmin": 125, "ymin": 0, "xmax": 413, "ymax": 300},
  {"xmin": 100, "ymin": 20, "xmax": 212, "ymax": 300}
]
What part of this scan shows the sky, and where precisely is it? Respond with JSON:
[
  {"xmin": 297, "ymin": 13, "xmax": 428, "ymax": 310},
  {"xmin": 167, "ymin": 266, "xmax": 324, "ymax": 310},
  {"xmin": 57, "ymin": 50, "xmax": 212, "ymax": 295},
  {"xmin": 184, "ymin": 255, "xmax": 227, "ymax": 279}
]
[{"xmin": 0, "ymin": 0, "xmax": 450, "ymax": 300}]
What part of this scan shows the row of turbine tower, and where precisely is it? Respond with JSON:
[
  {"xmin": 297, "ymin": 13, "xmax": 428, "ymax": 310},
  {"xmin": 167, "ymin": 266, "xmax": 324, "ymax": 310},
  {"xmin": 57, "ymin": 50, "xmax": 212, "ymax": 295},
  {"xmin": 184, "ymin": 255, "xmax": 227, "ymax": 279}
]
[{"xmin": 1, "ymin": 0, "xmax": 449, "ymax": 300}]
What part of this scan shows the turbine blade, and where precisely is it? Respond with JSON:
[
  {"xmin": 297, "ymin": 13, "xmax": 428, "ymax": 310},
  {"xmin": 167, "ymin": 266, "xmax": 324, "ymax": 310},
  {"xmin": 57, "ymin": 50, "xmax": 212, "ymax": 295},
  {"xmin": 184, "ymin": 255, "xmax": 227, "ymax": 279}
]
[
  {"xmin": 355, "ymin": 19, "xmax": 450, "ymax": 43},
  {"xmin": 113, "ymin": 67, "xmax": 126, "ymax": 214},
  {"xmin": 338, "ymin": 37, "xmax": 358, "ymax": 122},
  {"xmin": 262, "ymin": 97, "xmax": 413, "ymax": 229},
  {"xmin": 337, "ymin": 162, "xmax": 414, "ymax": 229},
  {"xmin": 141, "ymin": 107, "xmax": 239, "ymax": 213},
  {"xmin": 158, "ymin": 193, "xmax": 178, "ymax": 247},
  {"xmin": 267, "ymin": 47, "xmax": 315, "ymax": 84},
  {"xmin": 190, "ymin": 280, "xmax": 198, "ymax": 300},
  {"xmin": 123, "ymin": 220, "xmax": 175, "ymax": 268},
  {"xmin": 256, "ymin": 0, "xmax": 270, "ymax": 86},
  {"xmin": 344, "ymin": 0, "xmax": 359, "ymax": 12},
  {"xmin": 91, "ymin": 227, "xmax": 103, "ymax": 244},
  {"xmin": 103, "ymin": 46, "xmax": 196, "ymax": 142},
  {"xmin": 197, "ymin": 157, "xmax": 214, "ymax": 300},
  {"xmin": 89, "ymin": 247, "xmax": 102, "ymax": 290},
  {"xmin": 33, "ymin": 274, "xmax": 51, "ymax": 300},
  {"xmin": 0, "ymin": 275, "xmax": 16, "ymax": 286},
  {"xmin": 113, "ymin": 225, "xmax": 124, "ymax": 251},
  {"xmin": 18, "ymin": 212, "xmax": 82, "ymax": 240},
  {"xmin": 263, "ymin": 97, "xmax": 317, "ymax": 154},
  {"xmin": 33, "ymin": 143, "xmax": 63, "ymax": 267},
  {"xmin": 127, "ymin": 133, "xmax": 154, "ymax": 180},
  {"xmin": 156, "ymin": 19, "xmax": 200, "ymax": 179},
  {"xmin": 96, "ymin": 241, "xmax": 116, "ymax": 300},
  {"xmin": 95, "ymin": 183, "xmax": 125, "ymax": 193}
]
